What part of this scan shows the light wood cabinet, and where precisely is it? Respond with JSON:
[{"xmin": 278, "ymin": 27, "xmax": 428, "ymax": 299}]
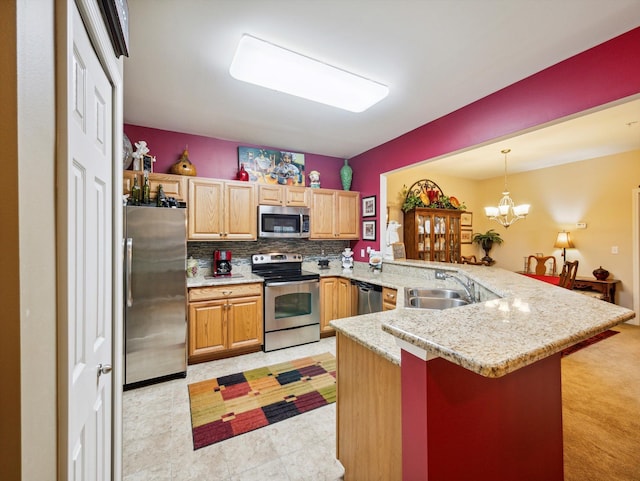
[
  {"xmin": 310, "ymin": 188, "xmax": 360, "ymax": 239},
  {"xmin": 123, "ymin": 170, "xmax": 188, "ymax": 201},
  {"xmin": 188, "ymin": 178, "xmax": 256, "ymax": 240},
  {"xmin": 188, "ymin": 283, "xmax": 263, "ymax": 363},
  {"xmin": 258, "ymin": 184, "xmax": 309, "ymax": 207},
  {"xmin": 403, "ymin": 208, "xmax": 462, "ymax": 263},
  {"xmin": 382, "ymin": 287, "xmax": 397, "ymax": 311},
  {"xmin": 319, "ymin": 277, "xmax": 353, "ymax": 336},
  {"xmin": 337, "ymin": 333, "xmax": 401, "ymax": 481}
]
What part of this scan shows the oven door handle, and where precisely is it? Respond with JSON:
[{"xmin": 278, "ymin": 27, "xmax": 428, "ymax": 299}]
[{"xmin": 265, "ymin": 279, "xmax": 319, "ymax": 287}]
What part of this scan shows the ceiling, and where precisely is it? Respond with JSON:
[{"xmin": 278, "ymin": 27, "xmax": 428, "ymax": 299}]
[{"xmin": 123, "ymin": 1, "xmax": 640, "ymax": 178}]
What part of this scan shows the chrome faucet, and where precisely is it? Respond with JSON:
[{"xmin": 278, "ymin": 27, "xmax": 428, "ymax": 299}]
[{"xmin": 435, "ymin": 270, "xmax": 476, "ymax": 303}]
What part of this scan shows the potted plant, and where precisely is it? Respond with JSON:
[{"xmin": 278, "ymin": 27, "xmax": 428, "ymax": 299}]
[{"xmin": 472, "ymin": 229, "xmax": 503, "ymax": 264}]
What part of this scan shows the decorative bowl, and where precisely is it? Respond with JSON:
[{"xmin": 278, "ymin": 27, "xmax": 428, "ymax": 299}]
[{"xmin": 593, "ymin": 266, "xmax": 609, "ymax": 280}]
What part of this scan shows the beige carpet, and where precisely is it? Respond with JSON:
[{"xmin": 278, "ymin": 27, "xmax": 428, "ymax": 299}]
[{"xmin": 562, "ymin": 323, "xmax": 640, "ymax": 480}]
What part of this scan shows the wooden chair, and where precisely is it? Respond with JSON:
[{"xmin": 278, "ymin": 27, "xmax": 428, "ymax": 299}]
[
  {"xmin": 558, "ymin": 260, "xmax": 579, "ymax": 289},
  {"xmin": 527, "ymin": 255, "xmax": 557, "ymax": 275}
]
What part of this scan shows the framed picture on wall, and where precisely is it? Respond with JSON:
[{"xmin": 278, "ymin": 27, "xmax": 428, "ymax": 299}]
[
  {"xmin": 461, "ymin": 212, "xmax": 473, "ymax": 227},
  {"xmin": 238, "ymin": 146, "xmax": 306, "ymax": 185},
  {"xmin": 362, "ymin": 220, "xmax": 376, "ymax": 240},
  {"xmin": 362, "ymin": 196, "xmax": 376, "ymax": 217},
  {"xmin": 461, "ymin": 229, "xmax": 473, "ymax": 244}
]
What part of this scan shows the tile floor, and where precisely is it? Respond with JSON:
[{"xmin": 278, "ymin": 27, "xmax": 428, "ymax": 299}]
[{"xmin": 122, "ymin": 337, "xmax": 344, "ymax": 481}]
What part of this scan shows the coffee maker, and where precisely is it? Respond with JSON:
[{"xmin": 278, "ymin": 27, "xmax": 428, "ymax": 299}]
[{"xmin": 213, "ymin": 250, "xmax": 232, "ymax": 276}]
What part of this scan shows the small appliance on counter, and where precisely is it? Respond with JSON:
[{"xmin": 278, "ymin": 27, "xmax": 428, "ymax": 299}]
[{"xmin": 213, "ymin": 250, "xmax": 232, "ymax": 276}]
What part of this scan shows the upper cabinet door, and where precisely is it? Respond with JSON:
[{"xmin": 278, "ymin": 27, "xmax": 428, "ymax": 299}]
[
  {"xmin": 309, "ymin": 189, "xmax": 359, "ymax": 239},
  {"xmin": 188, "ymin": 178, "xmax": 256, "ymax": 240},
  {"xmin": 148, "ymin": 172, "xmax": 188, "ymax": 201},
  {"xmin": 225, "ymin": 181, "xmax": 256, "ymax": 240},
  {"xmin": 257, "ymin": 184, "xmax": 284, "ymax": 205},
  {"xmin": 285, "ymin": 186, "xmax": 309, "ymax": 207},
  {"xmin": 258, "ymin": 184, "xmax": 309, "ymax": 207},
  {"xmin": 310, "ymin": 189, "xmax": 337, "ymax": 239},
  {"xmin": 335, "ymin": 191, "xmax": 360, "ymax": 238},
  {"xmin": 188, "ymin": 178, "xmax": 225, "ymax": 239}
]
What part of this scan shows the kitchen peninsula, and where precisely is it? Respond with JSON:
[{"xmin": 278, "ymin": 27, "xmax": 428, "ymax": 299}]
[{"xmin": 329, "ymin": 259, "xmax": 635, "ymax": 481}]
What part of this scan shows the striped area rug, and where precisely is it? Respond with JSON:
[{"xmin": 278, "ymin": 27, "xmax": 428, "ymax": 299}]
[{"xmin": 188, "ymin": 352, "xmax": 336, "ymax": 450}]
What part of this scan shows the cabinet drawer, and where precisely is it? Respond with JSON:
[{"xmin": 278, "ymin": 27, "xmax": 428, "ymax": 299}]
[
  {"xmin": 189, "ymin": 282, "xmax": 263, "ymax": 302},
  {"xmin": 382, "ymin": 287, "xmax": 397, "ymax": 310}
]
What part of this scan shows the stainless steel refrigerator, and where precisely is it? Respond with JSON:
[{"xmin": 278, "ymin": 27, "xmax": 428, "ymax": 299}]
[{"xmin": 123, "ymin": 205, "xmax": 187, "ymax": 389}]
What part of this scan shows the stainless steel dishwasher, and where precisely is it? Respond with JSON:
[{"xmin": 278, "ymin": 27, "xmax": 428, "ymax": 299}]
[{"xmin": 352, "ymin": 280, "xmax": 383, "ymax": 314}]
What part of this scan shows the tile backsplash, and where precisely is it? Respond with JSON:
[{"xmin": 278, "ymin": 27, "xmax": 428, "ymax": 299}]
[{"xmin": 188, "ymin": 239, "xmax": 350, "ymax": 270}]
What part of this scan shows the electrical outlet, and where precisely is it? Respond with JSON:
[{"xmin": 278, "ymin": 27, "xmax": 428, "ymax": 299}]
[
  {"xmin": 611, "ymin": 246, "xmax": 619, "ymax": 254},
  {"xmin": 576, "ymin": 222, "xmax": 587, "ymax": 229}
]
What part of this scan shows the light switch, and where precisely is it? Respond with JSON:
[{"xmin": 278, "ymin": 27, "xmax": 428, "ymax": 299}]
[
  {"xmin": 611, "ymin": 246, "xmax": 619, "ymax": 254},
  {"xmin": 360, "ymin": 249, "xmax": 365, "ymax": 257}
]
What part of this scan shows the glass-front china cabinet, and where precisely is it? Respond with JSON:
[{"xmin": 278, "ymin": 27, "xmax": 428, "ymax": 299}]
[
  {"xmin": 403, "ymin": 208, "xmax": 462, "ymax": 262},
  {"xmin": 400, "ymin": 179, "xmax": 464, "ymax": 263}
]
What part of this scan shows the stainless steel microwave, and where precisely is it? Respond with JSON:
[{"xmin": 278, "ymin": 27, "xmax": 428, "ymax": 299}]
[{"xmin": 258, "ymin": 205, "xmax": 310, "ymax": 238}]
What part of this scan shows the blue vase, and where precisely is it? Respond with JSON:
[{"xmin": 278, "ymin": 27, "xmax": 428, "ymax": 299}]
[{"xmin": 340, "ymin": 159, "xmax": 353, "ymax": 191}]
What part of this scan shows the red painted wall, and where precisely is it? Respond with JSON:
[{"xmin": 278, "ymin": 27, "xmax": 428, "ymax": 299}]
[
  {"xmin": 350, "ymin": 26, "xmax": 640, "ymax": 260},
  {"xmin": 125, "ymin": 27, "xmax": 640, "ymax": 261},
  {"xmin": 124, "ymin": 124, "xmax": 345, "ymax": 190}
]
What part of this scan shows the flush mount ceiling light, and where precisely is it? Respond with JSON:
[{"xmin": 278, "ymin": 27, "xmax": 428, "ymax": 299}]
[
  {"xmin": 484, "ymin": 149, "xmax": 530, "ymax": 228},
  {"xmin": 229, "ymin": 34, "xmax": 389, "ymax": 113}
]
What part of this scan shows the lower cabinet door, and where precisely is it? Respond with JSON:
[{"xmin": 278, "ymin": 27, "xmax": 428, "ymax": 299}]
[
  {"xmin": 189, "ymin": 300, "xmax": 227, "ymax": 357},
  {"xmin": 227, "ymin": 295, "xmax": 263, "ymax": 350},
  {"xmin": 320, "ymin": 277, "xmax": 353, "ymax": 335},
  {"xmin": 336, "ymin": 278, "xmax": 353, "ymax": 318}
]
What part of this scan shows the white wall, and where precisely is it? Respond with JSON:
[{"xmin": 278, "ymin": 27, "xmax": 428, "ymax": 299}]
[{"xmin": 18, "ymin": 0, "xmax": 58, "ymax": 477}]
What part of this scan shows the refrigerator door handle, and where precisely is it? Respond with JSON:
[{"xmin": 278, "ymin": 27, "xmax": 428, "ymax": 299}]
[{"xmin": 126, "ymin": 238, "xmax": 133, "ymax": 307}]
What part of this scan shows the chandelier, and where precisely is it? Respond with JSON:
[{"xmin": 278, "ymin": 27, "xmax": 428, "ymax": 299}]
[{"xmin": 484, "ymin": 149, "xmax": 530, "ymax": 228}]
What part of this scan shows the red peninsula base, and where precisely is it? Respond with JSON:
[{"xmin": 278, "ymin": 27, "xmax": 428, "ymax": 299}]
[{"xmin": 401, "ymin": 351, "xmax": 564, "ymax": 481}]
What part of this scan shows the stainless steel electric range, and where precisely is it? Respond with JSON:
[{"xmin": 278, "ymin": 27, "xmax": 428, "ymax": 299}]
[{"xmin": 251, "ymin": 253, "xmax": 320, "ymax": 352}]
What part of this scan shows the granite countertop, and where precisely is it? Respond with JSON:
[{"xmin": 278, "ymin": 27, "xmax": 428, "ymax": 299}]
[
  {"xmin": 186, "ymin": 266, "xmax": 264, "ymax": 288},
  {"xmin": 329, "ymin": 259, "xmax": 635, "ymax": 378}
]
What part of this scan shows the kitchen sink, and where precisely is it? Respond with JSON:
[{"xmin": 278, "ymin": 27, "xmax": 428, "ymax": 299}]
[
  {"xmin": 405, "ymin": 296, "xmax": 470, "ymax": 309},
  {"xmin": 405, "ymin": 287, "xmax": 466, "ymax": 299}
]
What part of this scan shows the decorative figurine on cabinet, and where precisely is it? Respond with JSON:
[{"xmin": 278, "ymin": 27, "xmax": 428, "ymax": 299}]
[
  {"xmin": 309, "ymin": 170, "xmax": 321, "ymax": 188},
  {"xmin": 132, "ymin": 140, "xmax": 150, "ymax": 171}
]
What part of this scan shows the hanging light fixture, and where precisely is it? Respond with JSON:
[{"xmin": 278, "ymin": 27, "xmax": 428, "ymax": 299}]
[{"xmin": 484, "ymin": 149, "xmax": 530, "ymax": 228}]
